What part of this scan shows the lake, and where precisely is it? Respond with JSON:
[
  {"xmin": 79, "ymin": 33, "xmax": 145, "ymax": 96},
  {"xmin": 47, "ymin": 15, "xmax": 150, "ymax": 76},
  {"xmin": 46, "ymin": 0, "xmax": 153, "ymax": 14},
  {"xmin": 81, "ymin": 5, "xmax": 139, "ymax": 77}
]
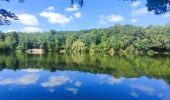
[{"xmin": 0, "ymin": 53, "xmax": 170, "ymax": 100}]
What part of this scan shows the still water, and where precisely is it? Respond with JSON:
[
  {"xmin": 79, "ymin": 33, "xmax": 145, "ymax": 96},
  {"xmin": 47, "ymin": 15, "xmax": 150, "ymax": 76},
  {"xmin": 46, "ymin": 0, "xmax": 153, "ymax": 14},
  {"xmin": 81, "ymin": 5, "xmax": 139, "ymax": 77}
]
[{"xmin": 0, "ymin": 53, "xmax": 170, "ymax": 100}]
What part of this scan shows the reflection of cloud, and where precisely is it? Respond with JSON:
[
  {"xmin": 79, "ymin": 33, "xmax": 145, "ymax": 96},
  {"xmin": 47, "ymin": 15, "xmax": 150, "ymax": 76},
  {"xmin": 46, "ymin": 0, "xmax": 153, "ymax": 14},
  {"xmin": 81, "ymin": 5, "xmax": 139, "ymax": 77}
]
[
  {"xmin": 131, "ymin": 84, "xmax": 155, "ymax": 95},
  {"xmin": 158, "ymin": 93, "xmax": 163, "ymax": 98},
  {"xmin": 130, "ymin": 81, "xmax": 170, "ymax": 100},
  {"xmin": 162, "ymin": 82, "xmax": 169, "ymax": 89},
  {"xmin": 65, "ymin": 81, "xmax": 82, "ymax": 95},
  {"xmin": 130, "ymin": 91, "xmax": 139, "ymax": 98},
  {"xmin": 66, "ymin": 88, "xmax": 78, "ymax": 95},
  {"xmin": 74, "ymin": 81, "xmax": 82, "ymax": 87},
  {"xmin": 41, "ymin": 76, "xmax": 70, "ymax": 88},
  {"xmin": 0, "ymin": 74, "xmax": 39, "ymax": 85},
  {"xmin": 160, "ymin": 93, "xmax": 170, "ymax": 100},
  {"xmin": 22, "ymin": 68, "xmax": 42, "ymax": 73},
  {"xmin": 130, "ymin": 78, "xmax": 138, "ymax": 81},
  {"xmin": 49, "ymin": 89, "xmax": 55, "ymax": 93},
  {"xmin": 106, "ymin": 77, "xmax": 123, "ymax": 85},
  {"xmin": 99, "ymin": 75, "xmax": 124, "ymax": 85}
]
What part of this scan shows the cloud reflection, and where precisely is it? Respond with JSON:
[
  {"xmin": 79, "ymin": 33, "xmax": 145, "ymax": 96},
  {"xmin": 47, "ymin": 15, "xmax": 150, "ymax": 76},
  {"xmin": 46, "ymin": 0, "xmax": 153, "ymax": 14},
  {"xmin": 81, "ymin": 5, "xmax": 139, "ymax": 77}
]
[
  {"xmin": 130, "ymin": 82, "xmax": 170, "ymax": 100},
  {"xmin": 66, "ymin": 88, "xmax": 78, "ymax": 94},
  {"xmin": 41, "ymin": 75, "xmax": 82, "ymax": 95},
  {"xmin": 131, "ymin": 84, "xmax": 155, "ymax": 95},
  {"xmin": 41, "ymin": 76, "xmax": 70, "ymax": 88},
  {"xmin": 130, "ymin": 91, "xmax": 139, "ymax": 98},
  {"xmin": 74, "ymin": 81, "xmax": 82, "ymax": 87},
  {"xmin": 22, "ymin": 68, "xmax": 42, "ymax": 73},
  {"xmin": 0, "ymin": 74, "xmax": 39, "ymax": 85},
  {"xmin": 99, "ymin": 74, "xmax": 124, "ymax": 85}
]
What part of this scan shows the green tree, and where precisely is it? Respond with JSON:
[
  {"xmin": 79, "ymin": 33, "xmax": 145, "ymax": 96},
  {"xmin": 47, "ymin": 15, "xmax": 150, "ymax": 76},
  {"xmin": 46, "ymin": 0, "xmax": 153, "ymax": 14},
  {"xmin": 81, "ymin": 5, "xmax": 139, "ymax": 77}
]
[{"xmin": 72, "ymin": 40, "xmax": 86, "ymax": 53}]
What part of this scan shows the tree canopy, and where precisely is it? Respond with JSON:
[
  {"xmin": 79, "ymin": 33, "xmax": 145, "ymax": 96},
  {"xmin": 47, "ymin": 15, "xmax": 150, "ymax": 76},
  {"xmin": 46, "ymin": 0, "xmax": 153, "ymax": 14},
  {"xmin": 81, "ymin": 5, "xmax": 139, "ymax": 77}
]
[{"xmin": 1, "ymin": 24, "xmax": 170, "ymax": 55}]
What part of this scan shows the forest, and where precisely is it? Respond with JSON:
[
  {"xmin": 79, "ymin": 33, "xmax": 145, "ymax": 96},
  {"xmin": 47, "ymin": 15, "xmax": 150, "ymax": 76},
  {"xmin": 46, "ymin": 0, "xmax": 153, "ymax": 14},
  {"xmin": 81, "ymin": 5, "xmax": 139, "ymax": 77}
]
[{"xmin": 0, "ymin": 24, "xmax": 170, "ymax": 55}]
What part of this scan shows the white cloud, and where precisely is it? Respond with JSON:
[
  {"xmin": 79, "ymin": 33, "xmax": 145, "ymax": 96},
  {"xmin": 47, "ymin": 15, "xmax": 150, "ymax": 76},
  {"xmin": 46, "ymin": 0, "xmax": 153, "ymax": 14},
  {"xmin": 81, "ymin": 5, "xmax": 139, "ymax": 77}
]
[
  {"xmin": 46, "ymin": 6, "xmax": 55, "ymax": 11},
  {"xmin": 39, "ymin": 11, "xmax": 72, "ymax": 25},
  {"xmin": 6, "ymin": 29, "xmax": 17, "ymax": 32},
  {"xmin": 0, "ymin": 74, "xmax": 39, "ymax": 85},
  {"xmin": 131, "ymin": 18, "xmax": 138, "ymax": 23},
  {"xmin": 99, "ymin": 19, "xmax": 107, "ymax": 25},
  {"xmin": 20, "ymin": 27, "xmax": 43, "ymax": 33},
  {"xmin": 41, "ymin": 76, "xmax": 70, "ymax": 88},
  {"xmin": 99, "ymin": 14, "xmax": 124, "ymax": 25},
  {"xmin": 131, "ymin": 1, "xmax": 141, "ymax": 8},
  {"xmin": 107, "ymin": 15, "xmax": 124, "ymax": 22},
  {"xmin": 65, "ymin": 5, "xmax": 79, "ymax": 12},
  {"xmin": 18, "ymin": 13, "xmax": 39, "ymax": 26},
  {"xmin": 131, "ymin": 8, "xmax": 148, "ymax": 16},
  {"xmin": 163, "ymin": 13, "xmax": 170, "ymax": 18},
  {"xmin": 74, "ymin": 12, "xmax": 82, "ymax": 18},
  {"xmin": 66, "ymin": 88, "xmax": 78, "ymax": 94}
]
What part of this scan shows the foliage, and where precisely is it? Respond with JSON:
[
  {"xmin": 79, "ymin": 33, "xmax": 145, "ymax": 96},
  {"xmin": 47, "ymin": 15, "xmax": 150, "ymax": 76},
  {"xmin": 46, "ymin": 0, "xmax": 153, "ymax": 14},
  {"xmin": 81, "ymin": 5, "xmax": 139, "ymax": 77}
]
[
  {"xmin": 1, "ymin": 24, "xmax": 170, "ymax": 55},
  {"xmin": 71, "ymin": 40, "xmax": 86, "ymax": 53}
]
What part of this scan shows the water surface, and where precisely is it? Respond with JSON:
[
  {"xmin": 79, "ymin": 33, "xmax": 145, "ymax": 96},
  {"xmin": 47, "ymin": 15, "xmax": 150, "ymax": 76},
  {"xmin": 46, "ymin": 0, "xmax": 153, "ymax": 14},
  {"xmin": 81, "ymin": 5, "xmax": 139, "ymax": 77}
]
[{"xmin": 0, "ymin": 53, "xmax": 170, "ymax": 100}]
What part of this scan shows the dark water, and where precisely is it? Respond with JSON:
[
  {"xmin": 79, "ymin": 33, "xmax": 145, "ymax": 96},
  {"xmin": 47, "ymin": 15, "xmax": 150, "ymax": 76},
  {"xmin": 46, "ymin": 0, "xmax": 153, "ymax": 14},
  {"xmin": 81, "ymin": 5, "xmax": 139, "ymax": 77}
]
[{"xmin": 0, "ymin": 53, "xmax": 170, "ymax": 100}]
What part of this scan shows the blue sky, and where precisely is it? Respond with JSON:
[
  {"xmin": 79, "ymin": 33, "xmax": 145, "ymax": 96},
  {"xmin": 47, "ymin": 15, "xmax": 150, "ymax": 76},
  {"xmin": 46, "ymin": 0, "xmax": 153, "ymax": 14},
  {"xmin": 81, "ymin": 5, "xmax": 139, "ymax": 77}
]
[{"xmin": 1, "ymin": 0, "xmax": 170, "ymax": 32}]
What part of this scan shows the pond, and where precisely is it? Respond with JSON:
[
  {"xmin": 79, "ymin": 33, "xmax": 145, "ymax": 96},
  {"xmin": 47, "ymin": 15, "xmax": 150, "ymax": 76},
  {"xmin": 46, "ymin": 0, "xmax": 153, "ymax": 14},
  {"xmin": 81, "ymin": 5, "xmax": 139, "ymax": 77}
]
[{"xmin": 0, "ymin": 53, "xmax": 170, "ymax": 100}]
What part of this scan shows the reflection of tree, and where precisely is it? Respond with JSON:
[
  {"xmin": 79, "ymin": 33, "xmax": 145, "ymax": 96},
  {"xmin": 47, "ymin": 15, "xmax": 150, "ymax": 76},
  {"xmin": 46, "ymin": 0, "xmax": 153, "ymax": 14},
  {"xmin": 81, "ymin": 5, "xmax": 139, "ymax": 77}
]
[{"xmin": 0, "ymin": 53, "xmax": 170, "ymax": 85}]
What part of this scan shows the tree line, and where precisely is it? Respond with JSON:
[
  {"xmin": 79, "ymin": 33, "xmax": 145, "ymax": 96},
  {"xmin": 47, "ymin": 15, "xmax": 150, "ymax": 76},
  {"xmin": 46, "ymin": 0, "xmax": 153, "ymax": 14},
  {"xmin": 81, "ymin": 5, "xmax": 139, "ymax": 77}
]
[{"xmin": 1, "ymin": 24, "xmax": 170, "ymax": 55}]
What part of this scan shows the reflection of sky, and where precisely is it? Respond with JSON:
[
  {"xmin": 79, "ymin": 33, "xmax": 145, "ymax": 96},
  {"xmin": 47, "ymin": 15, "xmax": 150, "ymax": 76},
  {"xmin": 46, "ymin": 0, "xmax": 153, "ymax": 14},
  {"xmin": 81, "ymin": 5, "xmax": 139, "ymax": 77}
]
[
  {"xmin": 0, "ymin": 69, "xmax": 170, "ymax": 100},
  {"xmin": 0, "ymin": 74, "xmax": 39, "ymax": 85}
]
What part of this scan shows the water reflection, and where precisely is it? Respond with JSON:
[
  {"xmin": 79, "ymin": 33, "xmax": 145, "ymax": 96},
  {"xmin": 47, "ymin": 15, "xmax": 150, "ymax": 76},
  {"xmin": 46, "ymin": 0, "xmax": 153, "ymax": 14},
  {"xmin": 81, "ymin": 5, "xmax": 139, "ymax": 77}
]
[
  {"xmin": 0, "ymin": 53, "xmax": 170, "ymax": 100},
  {"xmin": 0, "ymin": 70, "xmax": 169, "ymax": 100},
  {"xmin": 0, "ymin": 74, "xmax": 39, "ymax": 85}
]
